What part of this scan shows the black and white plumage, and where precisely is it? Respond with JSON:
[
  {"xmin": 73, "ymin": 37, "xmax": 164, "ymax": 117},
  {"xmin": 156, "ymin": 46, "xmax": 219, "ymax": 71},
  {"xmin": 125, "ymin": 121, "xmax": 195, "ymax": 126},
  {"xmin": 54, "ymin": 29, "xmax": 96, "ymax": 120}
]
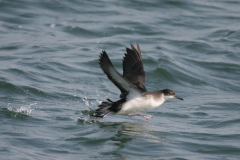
[{"xmin": 91, "ymin": 43, "xmax": 183, "ymax": 120}]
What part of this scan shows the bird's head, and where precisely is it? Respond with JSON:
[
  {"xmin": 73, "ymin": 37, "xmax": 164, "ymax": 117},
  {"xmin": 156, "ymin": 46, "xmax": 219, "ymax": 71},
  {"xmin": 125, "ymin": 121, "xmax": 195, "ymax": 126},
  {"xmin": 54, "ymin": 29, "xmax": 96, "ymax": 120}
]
[{"xmin": 161, "ymin": 89, "xmax": 184, "ymax": 101}]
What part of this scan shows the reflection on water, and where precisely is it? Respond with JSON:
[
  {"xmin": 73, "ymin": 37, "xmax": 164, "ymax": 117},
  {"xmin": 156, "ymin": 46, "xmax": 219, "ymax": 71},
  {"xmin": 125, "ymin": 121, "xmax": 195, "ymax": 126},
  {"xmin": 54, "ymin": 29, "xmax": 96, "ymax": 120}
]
[
  {"xmin": 118, "ymin": 122, "xmax": 164, "ymax": 143},
  {"xmin": 96, "ymin": 121, "xmax": 171, "ymax": 158},
  {"xmin": 78, "ymin": 118, "xmax": 170, "ymax": 144}
]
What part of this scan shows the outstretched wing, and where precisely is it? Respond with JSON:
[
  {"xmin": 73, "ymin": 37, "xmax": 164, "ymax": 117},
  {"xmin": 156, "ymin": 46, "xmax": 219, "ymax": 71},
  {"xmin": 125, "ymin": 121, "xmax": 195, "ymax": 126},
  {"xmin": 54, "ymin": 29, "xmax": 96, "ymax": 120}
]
[
  {"xmin": 99, "ymin": 51, "xmax": 143, "ymax": 98},
  {"xmin": 122, "ymin": 43, "xmax": 147, "ymax": 92}
]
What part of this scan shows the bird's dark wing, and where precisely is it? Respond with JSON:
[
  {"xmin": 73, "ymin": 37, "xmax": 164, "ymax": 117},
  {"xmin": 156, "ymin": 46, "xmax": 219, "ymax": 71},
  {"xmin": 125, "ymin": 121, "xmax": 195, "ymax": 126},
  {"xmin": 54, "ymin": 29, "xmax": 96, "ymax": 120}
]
[
  {"xmin": 122, "ymin": 43, "xmax": 147, "ymax": 92},
  {"xmin": 99, "ymin": 51, "xmax": 143, "ymax": 98}
]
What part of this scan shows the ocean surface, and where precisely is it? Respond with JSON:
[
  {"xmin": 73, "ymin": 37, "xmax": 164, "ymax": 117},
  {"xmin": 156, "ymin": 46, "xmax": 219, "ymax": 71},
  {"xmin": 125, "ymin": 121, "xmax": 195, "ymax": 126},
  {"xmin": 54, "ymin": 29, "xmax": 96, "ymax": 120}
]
[{"xmin": 0, "ymin": 0, "xmax": 240, "ymax": 159}]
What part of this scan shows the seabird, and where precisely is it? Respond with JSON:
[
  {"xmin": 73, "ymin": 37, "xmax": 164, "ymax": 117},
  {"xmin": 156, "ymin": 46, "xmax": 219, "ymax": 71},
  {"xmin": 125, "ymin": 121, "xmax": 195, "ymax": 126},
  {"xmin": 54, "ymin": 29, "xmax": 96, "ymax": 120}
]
[{"xmin": 91, "ymin": 43, "xmax": 183, "ymax": 120}]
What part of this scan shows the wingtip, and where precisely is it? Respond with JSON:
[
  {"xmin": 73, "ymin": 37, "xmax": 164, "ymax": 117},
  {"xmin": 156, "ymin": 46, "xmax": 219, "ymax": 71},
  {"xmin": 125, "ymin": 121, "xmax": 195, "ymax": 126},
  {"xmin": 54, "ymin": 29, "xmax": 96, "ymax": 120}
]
[
  {"xmin": 136, "ymin": 42, "xmax": 141, "ymax": 56},
  {"xmin": 101, "ymin": 50, "xmax": 107, "ymax": 54},
  {"xmin": 136, "ymin": 42, "xmax": 139, "ymax": 47},
  {"xmin": 130, "ymin": 43, "xmax": 135, "ymax": 50},
  {"xmin": 99, "ymin": 50, "xmax": 107, "ymax": 65},
  {"xmin": 99, "ymin": 50, "xmax": 108, "ymax": 58},
  {"xmin": 99, "ymin": 51, "xmax": 103, "ymax": 59}
]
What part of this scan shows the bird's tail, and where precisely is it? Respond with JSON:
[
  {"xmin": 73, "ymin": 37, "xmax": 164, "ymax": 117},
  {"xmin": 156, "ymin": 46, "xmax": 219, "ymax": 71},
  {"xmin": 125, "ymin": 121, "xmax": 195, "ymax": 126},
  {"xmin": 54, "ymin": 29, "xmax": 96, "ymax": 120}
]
[{"xmin": 90, "ymin": 99, "xmax": 113, "ymax": 119}]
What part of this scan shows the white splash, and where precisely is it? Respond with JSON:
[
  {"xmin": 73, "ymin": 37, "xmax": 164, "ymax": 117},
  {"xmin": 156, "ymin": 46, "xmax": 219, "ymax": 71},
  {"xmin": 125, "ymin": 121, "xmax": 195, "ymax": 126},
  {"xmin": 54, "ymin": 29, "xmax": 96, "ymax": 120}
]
[
  {"xmin": 7, "ymin": 103, "xmax": 36, "ymax": 115},
  {"xmin": 82, "ymin": 97, "xmax": 89, "ymax": 106}
]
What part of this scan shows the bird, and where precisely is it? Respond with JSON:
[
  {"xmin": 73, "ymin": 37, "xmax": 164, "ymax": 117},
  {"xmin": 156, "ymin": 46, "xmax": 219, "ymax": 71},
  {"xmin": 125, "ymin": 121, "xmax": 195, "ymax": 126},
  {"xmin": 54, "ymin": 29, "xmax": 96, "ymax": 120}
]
[{"xmin": 90, "ymin": 43, "xmax": 183, "ymax": 120}]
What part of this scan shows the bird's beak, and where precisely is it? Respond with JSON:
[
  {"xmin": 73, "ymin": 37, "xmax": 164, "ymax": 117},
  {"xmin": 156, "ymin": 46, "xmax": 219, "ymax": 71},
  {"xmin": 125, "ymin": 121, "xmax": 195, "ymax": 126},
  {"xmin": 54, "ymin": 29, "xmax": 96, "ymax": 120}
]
[{"xmin": 175, "ymin": 96, "xmax": 184, "ymax": 101}]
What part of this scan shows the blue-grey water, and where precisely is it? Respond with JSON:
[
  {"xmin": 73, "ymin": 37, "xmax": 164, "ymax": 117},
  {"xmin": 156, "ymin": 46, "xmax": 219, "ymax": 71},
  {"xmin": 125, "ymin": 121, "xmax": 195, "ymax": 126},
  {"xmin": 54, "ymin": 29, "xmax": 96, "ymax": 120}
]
[{"xmin": 1, "ymin": 0, "xmax": 240, "ymax": 159}]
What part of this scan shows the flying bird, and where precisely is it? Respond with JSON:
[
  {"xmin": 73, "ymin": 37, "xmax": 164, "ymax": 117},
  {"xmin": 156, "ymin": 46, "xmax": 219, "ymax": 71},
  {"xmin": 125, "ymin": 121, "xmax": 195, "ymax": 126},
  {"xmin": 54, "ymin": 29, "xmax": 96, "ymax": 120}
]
[{"xmin": 91, "ymin": 43, "xmax": 183, "ymax": 120}]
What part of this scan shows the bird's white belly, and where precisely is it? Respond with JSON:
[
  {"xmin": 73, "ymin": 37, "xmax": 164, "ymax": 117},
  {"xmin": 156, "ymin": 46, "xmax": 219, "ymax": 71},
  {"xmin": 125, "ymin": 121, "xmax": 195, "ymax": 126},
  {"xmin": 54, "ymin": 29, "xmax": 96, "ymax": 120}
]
[{"xmin": 117, "ymin": 96, "xmax": 164, "ymax": 115}]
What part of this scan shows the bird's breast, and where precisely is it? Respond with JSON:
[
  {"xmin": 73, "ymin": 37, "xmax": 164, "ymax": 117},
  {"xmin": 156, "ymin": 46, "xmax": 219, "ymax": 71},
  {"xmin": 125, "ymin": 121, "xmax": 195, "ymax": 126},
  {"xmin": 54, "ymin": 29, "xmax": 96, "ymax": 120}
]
[{"xmin": 117, "ymin": 96, "xmax": 164, "ymax": 115}]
